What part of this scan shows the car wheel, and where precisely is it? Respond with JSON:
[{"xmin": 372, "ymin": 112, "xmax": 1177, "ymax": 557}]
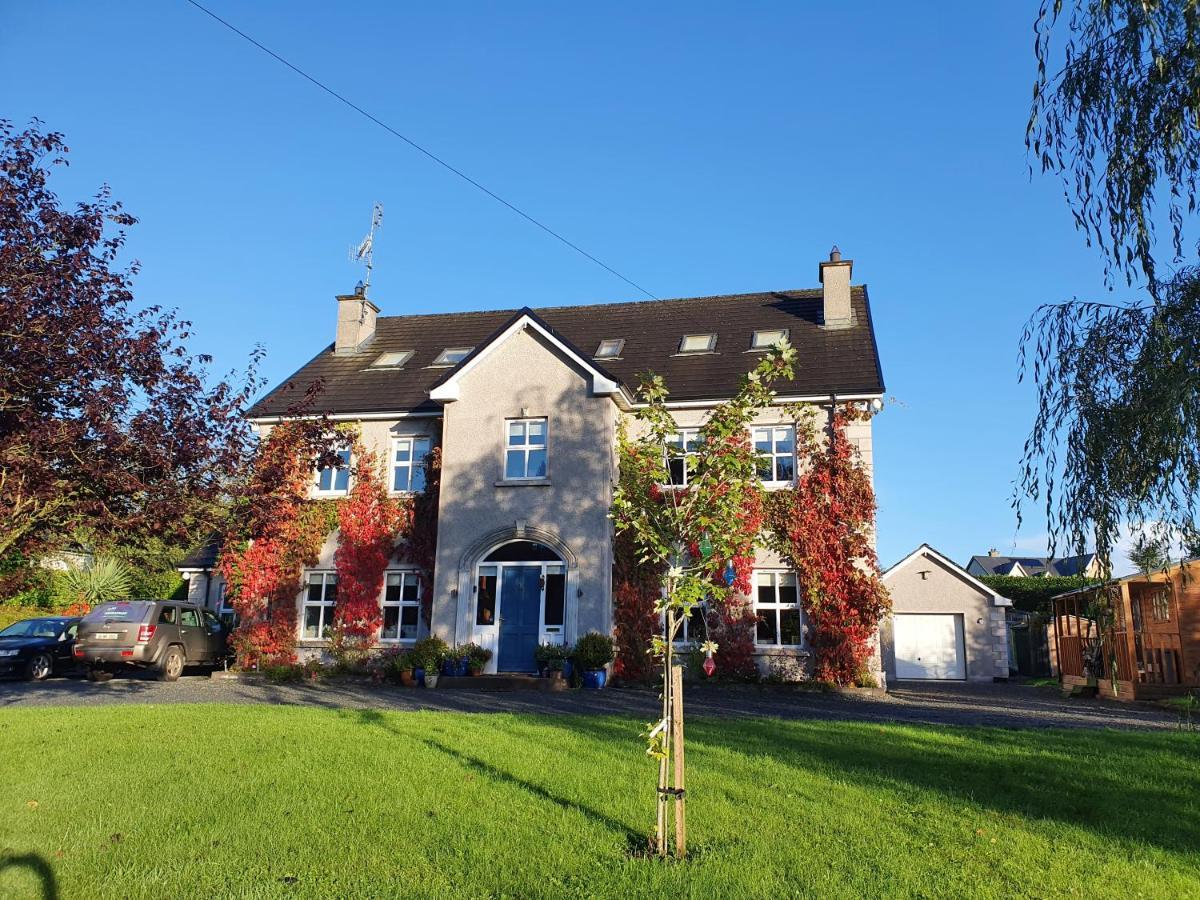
[
  {"xmin": 86, "ymin": 667, "xmax": 114, "ymax": 683},
  {"xmin": 158, "ymin": 647, "xmax": 185, "ymax": 682},
  {"xmin": 27, "ymin": 652, "xmax": 53, "ymax": 681}
]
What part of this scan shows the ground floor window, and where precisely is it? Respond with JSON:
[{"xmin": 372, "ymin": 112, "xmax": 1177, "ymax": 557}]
[
  {"xmin": 215, "ymin": 581, "xmax": 236, "ymax": 629},
  {"xmin": 381, "ymin": 571, "xmax": 422, "ymax": 640},
  {"xmin": 755, "ymin": 570, "xmax": 803, "ymax": 647},
  {"xmin": 301, "ymin": 572, "xmax": 337, "ymax": 639}
]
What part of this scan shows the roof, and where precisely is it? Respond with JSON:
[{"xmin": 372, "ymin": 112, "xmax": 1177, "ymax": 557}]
[
  {"xmin": 247, "ymin": 286, "xmax": 885, "ymax": 418},
  {"xmin": 884, "ymin": 543, "xmax": 1011, "ymax": 607},
  {"xmin": 1052, "ymin": 555, "xmax": 1200, "ymax": 600},
  {"xmin": 178, "ymin": 534, "xmax": 221, "ymax": 571},
  {"xmin": 967, "ymin": 553, "xmax": 1097, "ymax": 578}
]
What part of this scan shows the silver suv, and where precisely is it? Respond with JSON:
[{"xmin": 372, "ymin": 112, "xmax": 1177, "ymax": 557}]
[{"xmin": 74, "ymin": 600, "xmax": 229, "ymax": 682}]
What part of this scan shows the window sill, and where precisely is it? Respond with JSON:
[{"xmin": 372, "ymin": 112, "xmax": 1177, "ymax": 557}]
[
  {"xmin": 754, "ymin": 646, "xmax": 810, "ymax": 656},
  {"xmin": 494, "ymin": 478, "xmax": 552, "ymax": 487}
]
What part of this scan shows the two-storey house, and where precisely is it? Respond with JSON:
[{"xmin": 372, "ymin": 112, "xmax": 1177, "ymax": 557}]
[{"xmin": 180, "ymin": 248, "xmax": 885, "ymax": 677}]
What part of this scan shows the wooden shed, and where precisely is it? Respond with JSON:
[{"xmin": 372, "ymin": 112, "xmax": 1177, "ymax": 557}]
[{"xmin": 1053, "ymin": 559, "xmax": 1200, "ymax": 700}]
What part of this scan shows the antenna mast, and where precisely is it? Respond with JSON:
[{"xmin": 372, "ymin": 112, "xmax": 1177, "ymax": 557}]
[{"xmin": 349, "ymin": 201, "xmax": 384, "ymax": 296}]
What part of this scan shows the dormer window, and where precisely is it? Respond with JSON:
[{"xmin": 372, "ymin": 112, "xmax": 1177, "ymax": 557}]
[
  {"xmin": 432, "ymin": 347, "xmax": 473, "ymax": 367},
  {"xmin": 369, "ymin": 350, "xmax": 413, "ymax": 369},
  {"xmin": 678, "ymin": 333, "xmax": 717, "ymax": 354},
  {"xmin": 595, "ymin": 339, "xmax": 624, "ymax": 359},
  {"xmin": 750, "ymin": 329, "xmax": 789, "ymax": 350}
]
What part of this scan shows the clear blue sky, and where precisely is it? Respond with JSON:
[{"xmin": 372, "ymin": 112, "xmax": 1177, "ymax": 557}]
[{"xmin": 2, "ymin": 1, "xmax": 1120, "ymax": 568}]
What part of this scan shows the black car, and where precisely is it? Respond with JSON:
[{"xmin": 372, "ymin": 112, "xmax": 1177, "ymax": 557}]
[{"xmin": 0, "ymin": 617, "xmax": 81, "ymax": 681}]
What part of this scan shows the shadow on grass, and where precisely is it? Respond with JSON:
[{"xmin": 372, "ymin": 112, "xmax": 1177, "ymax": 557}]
[
  {"xmin": 348, "ymin": 707, "xmax": 647, "ymax": 853},
  {"xmin": 662, "ymin": 717, "xmax": 1200, "ymax": 856},
  {"xmin": 0, "ymin": 852, "xmax": 57, "ymax": 900}
]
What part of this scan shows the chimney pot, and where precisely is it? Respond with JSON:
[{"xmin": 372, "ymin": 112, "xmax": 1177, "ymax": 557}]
[
  {"xmin": 818, "ymin": 246, "xmax": 853, "ymax": 329},
  {"xmin": 988, "ymin": 548, "xmax": 1000, "ymax": 557}
]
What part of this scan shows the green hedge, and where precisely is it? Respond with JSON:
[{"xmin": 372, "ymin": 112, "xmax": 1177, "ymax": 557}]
[{"xmin": 979, "ymin": 575, "xmax": 1099, "ymax": 614}]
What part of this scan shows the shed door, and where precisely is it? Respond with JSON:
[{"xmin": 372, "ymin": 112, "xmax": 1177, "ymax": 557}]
[{"xmin": 894, "ymin": 614, "xmax": 965, "ymax": 680}]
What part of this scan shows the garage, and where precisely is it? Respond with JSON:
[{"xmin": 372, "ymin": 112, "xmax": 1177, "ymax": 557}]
[
  {"xmin": 892, "ymin": 614, "xmax": 965, "ymax": 680},
  {"xmin": 881, "ymin": 544, "xmax": 1011, "ymax": 684}
]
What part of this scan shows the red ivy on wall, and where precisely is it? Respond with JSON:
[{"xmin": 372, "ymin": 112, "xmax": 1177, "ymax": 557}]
[
  {"xmin": 612, "ymin": 528, "xmax": 661, "ymax": 682},
  {"xmin": 767, "ymin": 406, "xmax": 889, "ymax": 684}
]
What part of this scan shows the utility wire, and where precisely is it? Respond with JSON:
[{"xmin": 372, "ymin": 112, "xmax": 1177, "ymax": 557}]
[{"xmin": 183, "ymin": 0, "xmax": 658, "ymax": 300}]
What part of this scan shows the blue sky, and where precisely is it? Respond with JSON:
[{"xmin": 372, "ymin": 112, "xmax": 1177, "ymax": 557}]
[{"xmin": 2, "ymin": 1, "xmax": 1123, "ymax": 568}]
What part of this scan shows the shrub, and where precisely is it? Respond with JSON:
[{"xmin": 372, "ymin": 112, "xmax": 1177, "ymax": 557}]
[
  {"xmin": 58, "ymin": 557, "xmax": 133, "ymax": 606},
  {"xmin": 573, "ymin": 632, "xmax": 615, "ymax": 670},
  {"xmin": 535, "ymin": 642, "xmax": 570, "ymax": 671},
  {"xmin": 410, "ymin": 636, "xmax": 450, "ymax": 671},
  {"xmin": 458, "ymin": 642, "xmax": 492, "ymax": 669},
  {"xmin": 978, "ymin": 575, "xmax": 1100, "ymax": 614}
]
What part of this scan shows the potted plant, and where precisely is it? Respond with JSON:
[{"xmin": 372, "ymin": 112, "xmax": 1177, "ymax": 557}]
[
  {"xmin": 462, "ymin": 643, "xmax": 491, "ymax": 676},
  {"xmin": 411, "ymin": 636, "xmax": 449, "ymax": 688},
  {"xmin": 392, "ymin": 650, "xmax": 416, "ymax": 687},
  {"xmin": 573, "ymin": 632, "xmax": 614, "ymax": 690},
  {"xmin": 535, "ymin": 642, "xmax": 565, "ymax": 678}
]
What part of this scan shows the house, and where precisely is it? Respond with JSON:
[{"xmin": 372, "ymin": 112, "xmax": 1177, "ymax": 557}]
[
  {"xmin": 880, "ymin": 544, "xmax": 1011, "ymax": 682},
  {"xmin": 181, "ymin": 248, "xmax": 885, "ymax": 678},
  {"xmin": 966, "ymin": 549, "xmax": 1103, "ymax": 579},
  {"xmin": 1052, "ymin": 558, "xmax": 1200, "ymax": 700}
]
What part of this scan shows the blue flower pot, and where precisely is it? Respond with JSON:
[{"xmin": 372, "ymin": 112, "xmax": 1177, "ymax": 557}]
[
  {"xmin": 414, "ymin": 667, "xmax": 425, "ymax": 687},
  {"xmin": 456, "ymin": 657, "xmax": 469, "ymax": 677},
  {"xmin": 582, "ymin": 669, "xmax": 607, "ymax": 690},
  {"xmin": 562, "ymin": 659, "xmax": 574, "ymax": 681}
]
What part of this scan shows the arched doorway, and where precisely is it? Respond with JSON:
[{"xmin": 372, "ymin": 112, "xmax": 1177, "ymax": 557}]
[{"xmin": 474, "ymin": 541, "xmax": 567, "ymax": 673}]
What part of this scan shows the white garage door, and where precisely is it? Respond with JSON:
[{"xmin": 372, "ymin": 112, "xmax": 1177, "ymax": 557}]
[{"xmin": 893, "ymin": 614, "xmax": 965, "ymax": 680}]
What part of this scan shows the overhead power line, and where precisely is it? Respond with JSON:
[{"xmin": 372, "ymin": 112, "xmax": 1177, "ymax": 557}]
[{"xmin": 182, "ymin": 0, "xmax": 658, "ymax": 300}]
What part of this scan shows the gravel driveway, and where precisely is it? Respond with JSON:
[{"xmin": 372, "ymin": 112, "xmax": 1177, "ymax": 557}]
[{"xmin": 0, "ymin": 671, "xmax": 1180, "ymax": 730}]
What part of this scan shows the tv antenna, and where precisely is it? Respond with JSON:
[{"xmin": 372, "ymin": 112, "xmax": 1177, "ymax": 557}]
[{"xmin": 349, "ymin": 201, "xmax": 384, "ymax": 296}]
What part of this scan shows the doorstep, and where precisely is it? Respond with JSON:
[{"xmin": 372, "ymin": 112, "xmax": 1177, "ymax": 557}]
[{"xmin": 437, "ymin": 674, "xmax": 567, "ymax": 692}]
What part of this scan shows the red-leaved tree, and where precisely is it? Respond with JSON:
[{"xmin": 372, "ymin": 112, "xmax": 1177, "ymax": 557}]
[{"xmin": 0, "ymin": 119, "xmax": 259, "ymax": 562}]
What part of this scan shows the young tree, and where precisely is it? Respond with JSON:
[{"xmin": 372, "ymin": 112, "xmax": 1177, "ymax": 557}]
[
  {"xmin": 1127, "ymin": 531, "xmax": 1170, "ymax": 576},
  {"xmin": 0, "ymin": 120, "xmax": 260, "ymax": 560},
  {"xmin": 1018, "ymin": 2, "xmax": 1200, "ymax": 565},
  {"xmin": 611, "ymin": 343, "xmax": 795, "ymax": 858}
]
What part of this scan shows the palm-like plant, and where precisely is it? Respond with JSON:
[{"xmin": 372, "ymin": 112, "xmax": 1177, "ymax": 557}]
[{"xmin": 59, "ymin": 557, "xmax": 133, "ymax": 605}]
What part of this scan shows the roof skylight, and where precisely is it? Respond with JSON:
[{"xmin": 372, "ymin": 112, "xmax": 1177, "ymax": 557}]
[
  {"xmin": 750, "ymin": 328, "xmax": 789, "ymax": 350},
  {"xmin": 595, "ymin": 338, "xmax": 625, "ymax": 358},
  {"xmin": 369, "ymin": 350, "xmax": 414, "ymax": 369},
  {"xmin": 432, "ymin": 347, "xmax": 473, "ymax": 367},
  {"xmin": 678, "ymin": 333, "xmax": 717, "ymax": 354}
]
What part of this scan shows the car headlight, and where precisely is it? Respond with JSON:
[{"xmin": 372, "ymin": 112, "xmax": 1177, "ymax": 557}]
[{"xmin": 0, "ymin": 649, "xmax": 20, "ymax": 657}]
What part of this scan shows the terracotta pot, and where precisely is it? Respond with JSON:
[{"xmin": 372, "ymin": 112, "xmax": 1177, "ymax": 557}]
[
  {"xmin": 469, "ymin": 666, "xmax": 483, "ymax": 677},
  {"xmin": 399, "ymin": 670, "xmax": 415, "ymax": 687}
]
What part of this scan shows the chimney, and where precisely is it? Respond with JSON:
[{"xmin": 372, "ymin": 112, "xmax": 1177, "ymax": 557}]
[
  {"xmin": 818, "ymin": 245, "xmax": 853, "ymax": 329},
  {"xmin": 334, "ymin": 283, "xmax": 379, "ymax": 354},
  {"xmin": 988, "ymin": 548, "xmax": 1000, "ymax": 557}
]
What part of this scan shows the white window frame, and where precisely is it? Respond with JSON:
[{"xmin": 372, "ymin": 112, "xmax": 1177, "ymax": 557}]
[
  {"xmin": 504, "ymin": 417, "xmax": 548, "ymax": 481},
  {"xmin": 214, "ymin": 581, "xmax": 236, "ymax": 627},
  {"xmin": 678, "ymin": 333, "xmax": 717, "ymax": 354},
  {"xmin": 369, "ymin": 350, "xmax": 414, "ymax": 369},
  {"xmin": 380, "ymin": 570, "xmax": 422, "ymax": 642},
  {"xmin": 432, "ymin": 347, "xmax": 473, "ymax": 367},
  {"xmin": 753, "ymin": 425, "xmax": 796, "ymax": 486},
  {"xmin": 390, "ymin": 436, "xmax": 432, "ymax": 494},
  {"xmin": 300, "ymin": 571, "xmax": 337, "ymax": 641},
  {"xmin": 754, "ymin": 570, "xmax": 804, "ymax": 648},
  {"xmin": 314, "ymin": 449, "xmax": 352, "ymax": 496},
  {"xmin": 750, "ymin": 328, "xmax": 789, "ymax": 350},
  {"xmin": 664, "ymin": 428, "xmax": 701, "ymax": 487}
]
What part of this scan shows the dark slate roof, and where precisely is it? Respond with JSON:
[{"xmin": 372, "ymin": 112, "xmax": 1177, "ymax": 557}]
[
  {"xmin": 247, "ymin": 287, "xmax": 884, "ymax": 418},
  {"xmin": 968, "ymin": 554, "xmax": 1097, "ymax": 578},
  {"xmin": 178, "ymin": 534, "xmax": 221, "ymax": 571}
]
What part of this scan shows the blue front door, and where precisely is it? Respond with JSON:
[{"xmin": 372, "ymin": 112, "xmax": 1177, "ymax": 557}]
[{"xmin": 497, "ymin": 566, "xmax": 541, "ymax": 672}]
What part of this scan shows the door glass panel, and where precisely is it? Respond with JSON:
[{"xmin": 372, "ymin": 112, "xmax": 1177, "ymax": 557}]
[
  {"xmin": 476, "ymin": 567, "xmax": 497, "ymax": 626},
  {"xmin": 545, "ymin": 571, "xmax": 565, "ymax": 627}
]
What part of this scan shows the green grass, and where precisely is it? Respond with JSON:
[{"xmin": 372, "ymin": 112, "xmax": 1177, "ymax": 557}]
[{"xmin": 1, "ymin": 706, "xmax": 1197, "ymax": 899}]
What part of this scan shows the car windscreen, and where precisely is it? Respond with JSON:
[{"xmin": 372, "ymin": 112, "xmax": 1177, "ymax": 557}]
[
  {"xmin": 82, "ymin": 602, "xmax": 155, "ymax": 625},
  {"xmin": 0, "ymin": 619, "xmax": 62, "ymax": 639}
]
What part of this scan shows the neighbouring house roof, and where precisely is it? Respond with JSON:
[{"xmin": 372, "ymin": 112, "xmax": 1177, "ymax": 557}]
[
  {"xmin": 247, "ymin": 286, "xmax": 885, "ymax": 419},
  {"xmin": 967, "ymin": 553, "xmax": 1098, "ymax": 578},
  {"xmin": 178, "ymin": 534, "xmax": 222, "ymax": 572},
  {"xmin": 884, "ymin": 543, "xmax": 1011, "ymax": 607}
]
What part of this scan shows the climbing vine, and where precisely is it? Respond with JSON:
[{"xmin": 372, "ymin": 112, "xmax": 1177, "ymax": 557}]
[{"xmin": 766, "ymin": 404, "xmax": 889, "ymax": 685}]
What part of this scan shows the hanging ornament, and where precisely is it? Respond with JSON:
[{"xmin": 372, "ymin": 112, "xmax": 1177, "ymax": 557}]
[
  {"xmin": 698, "ymin": 532, "xmax": 714, "ymax": 560},
  {"xmin": 723, "ymin": 559, "xmax": 736, "ymax": 586},
  {"xmin": 702, "ymin": 654, "xmax": 716, "ymax": 677}
]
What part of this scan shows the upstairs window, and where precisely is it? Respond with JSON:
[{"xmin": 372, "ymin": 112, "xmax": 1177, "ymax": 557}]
[
  {"xmin": 665, "ymin": 429, "xmax": 701, "ymax": 486},
  {"xmin": 595, "ymin": 338, "xmax": 625, "ymax": 358},
  {"xmin": 678, "ymin": 333, "xmax": 717, "ymax": 354},
  {"xmin": 432, "ymin": 347, "xmax": 473, "ymax": 367},
  {"xmin": 316, "ymin": 449, "xmax": 351, "ymax": 495},
  {"xmin": 751, "ymin": 328, "xmax": 789, "ymax": 350},
  {"xmin": 392, "ymin": 437, "xmax": 432, "ymax": 493},
  {"xmin": 505, "ymin": 418, "xmax": 548, "ymax": 479},
  {"xmin": 381, "ymin": 572, "xmax": 421, "ymax": 641},
  {"xmin": 754, "ymin": 426, "xmax": 795, "ymax": 484},
  {"xmin": 755, "ymin": 571, "xmax": 802, "ymax": 647},
  {"xmin": 369, "ymin": 350, "xmax": 413, "ymax": 369}
]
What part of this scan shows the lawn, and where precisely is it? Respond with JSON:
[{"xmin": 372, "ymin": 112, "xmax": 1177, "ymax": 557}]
[{"xmin": 1, "ymin": 706, "xmax": 1196, "ymax": 899}]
